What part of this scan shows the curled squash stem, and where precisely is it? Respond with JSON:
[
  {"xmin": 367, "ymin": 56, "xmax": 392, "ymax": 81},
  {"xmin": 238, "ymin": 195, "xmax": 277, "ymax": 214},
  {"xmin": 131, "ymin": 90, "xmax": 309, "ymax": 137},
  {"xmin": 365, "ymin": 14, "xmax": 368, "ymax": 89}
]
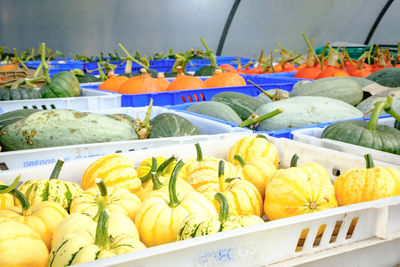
[
  {"xmin": 95, "ymin": 179, "xmax": 108, "ymax": 199},
  {"xmin": 0, "ymin": 183, "xmax": 30, "ymax": 215},
  {"xmin": 200, "ymin": 37, "xmax": 216, "ymax": 67},
  {"xmin": 218, "ymin": 160, "xmax": 225, "ymax": 192},
  {"xmin": 151, "ymin": 172, "xmax": 163, "ymax": 190},
  {"xmin": 13, "ymin": 48, "xmax": 28, "ymax": 71},
  {"xmin": 49, "ymin": 158, "xmax": 64, "ymax": 180},
  {"xmin": 366, "ymin": 98, "xmax": 391, "ymax": 131},
  {"xmin": 40, "ymin": 43, "xmax": 51, "ymax": 84},
  {"xmin": 194, "ymin": 143, "xmax": 203, "ymax": 162},
  {"xmin": 364, "ymin": 154, "xmax": 374, "ymax": 169},
  {"xmin": 157, "ymin": 155, "xmax": 177, "ymax": 176},
  {"xmin": 240, "ymin": 108, "xmax": 283, "ymax": 128},
  {"xmin": 0, "ymin": 175, "xmax": 20, "ymax": 194},
  {"xmin": 140, "ymin": 157, "xmax": 158, "ymax": 183},
  {"xmin": 233, "ymin": 155, "xmax": 246, "ymax": 168},
  {"xmin": 215, "ymin": 192, "xmax": 229, "ymax": 224},
  {"xmin": 246, "ymin": 80, "xmax": 274, "ymax": 99},
  {"xmin": 118, "ymin": 43, "xmax": 149, "ymax": 70},
  {"xmin": 95, "ymin": 210, "xmax": 110, "ymax": 250},
  {"xmin": 168, "ymin": 160, "xmax": 185, "ymax": 208},
  {"xmin": 94, "ymin": 197, "xmax": 107, "ymax": 221}
]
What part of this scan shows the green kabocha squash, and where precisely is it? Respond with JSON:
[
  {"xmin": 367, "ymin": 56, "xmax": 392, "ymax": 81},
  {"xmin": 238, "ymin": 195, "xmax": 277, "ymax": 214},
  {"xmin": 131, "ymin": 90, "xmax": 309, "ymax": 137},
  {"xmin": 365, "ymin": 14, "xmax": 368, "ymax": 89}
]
[
  {"xmin": 194, "ymin": 37, "xmax": 217, "ymax": 77},
  {"xmin": 186, "ymin": 101, "xmax": 242, "ymax": 125},
  {"xmin": 0, "ymin": 109, "xmax": 139, "ymax": 151},
  {"xmin": 76, "ymin": 74, "xmax": 101, "ymax": 83},
  {"xmin": 0, "ymin": 87, "xmax": 42, "ymax": 101},
  {"xmin": 0, "ymin": 109, "xmax": 40, "ymax": 130},
  {"xmin": 322, "ymin": 97, "xmax": 400, "ymax": 155},
  {"xmin": 211, "ymin": 92, "xmax": 264, "ymax": 120},
  {"xmin": 357, "ymin": 95, "xmax": 400, "ymax": 115},
  {"xmin": 17, "ymin": 158, "xmax": 83, "ymax": 211},
  {"xmin": 367, "ymin": 68, "xmax": 400, "ymax": 88},
  {"xmin": 164, "ymin": 70, "xmax": 192, "ymax": 78},
  {"xmin": 120, "ymin": 68, "xmax": 158, "ymax": 78},
  {"xmin": 149, "ymin": 113, "xmax": 201, "ymax": 138},
  {"xmin": 40, "ymin": 71, "xmax": 81, "ymax": 98},
  {"xmin": 177, "ymin": 192, "xmax": 263, "ymax": 240}
]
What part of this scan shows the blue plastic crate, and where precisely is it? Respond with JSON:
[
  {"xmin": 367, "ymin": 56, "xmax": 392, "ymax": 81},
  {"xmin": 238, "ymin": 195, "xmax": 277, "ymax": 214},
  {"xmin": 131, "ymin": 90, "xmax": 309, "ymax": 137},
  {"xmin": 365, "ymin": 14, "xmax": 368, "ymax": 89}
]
[
  {"xmin": 80, "ymin": 82, "xmax": 295, "ymax": 108},
  {"xmin": 185, "ymin": 57, "xmax": 252, "ymax": 71},
  {"xmin": 240, "ymin": 74, "xmax": 306, "ymax": 88},
  {"xmin": 24, "ymin": 60, "xmax": 84, "ymax": 76}
]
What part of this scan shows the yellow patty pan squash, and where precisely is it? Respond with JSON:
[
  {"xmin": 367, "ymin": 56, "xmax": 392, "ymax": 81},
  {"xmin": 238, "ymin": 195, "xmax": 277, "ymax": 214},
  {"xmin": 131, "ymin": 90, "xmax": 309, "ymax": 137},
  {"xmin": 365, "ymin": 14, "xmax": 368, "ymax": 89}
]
[
  {"xmin": 135, "ymin": 160, "xmax": 217, "ymax": 247},
  {"xmin": 70, "ymin": 178, "xmax": 142, "ymax": 221},
  {"xmin": 233, "ymin": 154, "xmax": 277, "ymax": 198},
  {"xmin": 49, "ymin": 209, "xmax": 146, "ymax": 266},
  {"xmin": 228, "ymin": 135, "xmax": 280, "ymax": 168},
  {"xmin": 0, "ymin": 217, "xmax": 49, "ymax": 267},
  {"xmin": 199, "ymin": 160, "xmax": 263, "ymax": 217},
  {"xmin": 81, "ymin": 154, "xmax": 141, "ymax": 193},
  {"xmin": 0, "ymin": 177, "xmax": 68, "ymax": 250},
  {"xmin": 264, "ymin": 154, "xmax": 338, "ymax": 220},
  {"xmin": 178, "ymin": 192, "xmax": 264, "ymax": 240},
  {"xmin": 0, "ymin": 176, "xmax": 18, "ymax": 209},
  {"xmin": 335, "ymin": 154, "xmax": 400, "ymax": 206},
  {"xmin": 17, "ymin": 158, "xmax": 83, "ymax": 211},
  {"xmin": 138, "ymin": 157, "xmax": 194, "ymax": 202},
  {"xmin": 51, "ymin": 198, "xmax": 139, "ymax": 249},
  {"xmin": 182, "ymin": 143, "xmax": 239, "ymax": 190}
]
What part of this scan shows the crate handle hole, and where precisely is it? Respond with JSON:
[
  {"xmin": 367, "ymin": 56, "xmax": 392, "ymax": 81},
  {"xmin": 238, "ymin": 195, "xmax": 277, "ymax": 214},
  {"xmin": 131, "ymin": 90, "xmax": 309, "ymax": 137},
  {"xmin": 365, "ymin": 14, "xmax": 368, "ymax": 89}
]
[
  {"xmin": 313, "ymin": 224, "xmax": 326, "ymax": 247},
  {"xmin": 295, "ymin": 228, "xmax": 309, "ymax": 252},
  {"xmin": 200, "ymin": 93, "xmax": 205, "ymax": 101},
  {"xmin": 50, "ymin": 104, "xmax": 56, "ymax": 109},
  {"xmin": 23, "ymin": 106, "xmax": 28, "ymax": 109},
  {"xmin": 330, "ymin": 220, "xmax": 343, "ymax": 243},
  {"xmin": 193, "ymin": 94, "xmax": 199, "ymax": 102},
  {"xmin": 180, "ymin": 95, "xmax": 187, "ymax": 103},
  {"xmin": 346, "ymin": 217, "xmax": 359, "ymax": 239},
  {"xmin": 0, "ymin": 163, "xmax": 9, "ymax": 171},
  {"xmin": 115, "ymin": 150, "xmax": 122, "ymax": 153},
  {"xmin": 32, "ymin": 105, "xmax": 38, "ymax": 109},
  {"xmin": 187, "ymin": 95, "xmax": 193, "ymax": 102},
  {"xmin": 128, "ymin": 148, "xmax": 135, "ymax": 152},
  {"xmin": 41, "ymin": 105, "xmax": 47, "ymax": 110},
  {"xmin": 332, "ymin": 168, "xmax": 341, "ymax": 176}
]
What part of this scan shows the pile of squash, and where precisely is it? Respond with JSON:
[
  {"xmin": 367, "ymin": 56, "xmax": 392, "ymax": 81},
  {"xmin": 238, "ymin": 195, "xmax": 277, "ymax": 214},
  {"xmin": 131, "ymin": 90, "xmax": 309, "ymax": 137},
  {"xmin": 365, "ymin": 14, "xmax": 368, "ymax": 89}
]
[{"xmin": 1, "ymin": 135, "xmax": 400, "ymax": 266}]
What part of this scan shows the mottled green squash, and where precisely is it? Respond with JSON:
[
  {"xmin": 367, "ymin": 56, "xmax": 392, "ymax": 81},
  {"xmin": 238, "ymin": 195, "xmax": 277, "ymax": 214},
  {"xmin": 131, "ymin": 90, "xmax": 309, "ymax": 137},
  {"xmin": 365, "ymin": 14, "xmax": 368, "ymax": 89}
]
[
  {"xmin": 367, "ymin": 68, "xmax": 400, "ymax": 87},
  {"xmin": 0, "ymin": 109, "xmax": 40, "ymax": 130},
  {"xmin": 186, "ymin": 101, "xmax": 242, "ymax": 125},
  {"xmin": 211, "ymin": 92, "xmax": 264, "ymax": 120},
  {"xmin": 357, "ymin": 96, "xmax": 400, "ymax": 115},
  {"xmin": 149, "ymin": 113, "xmax": 200, "ymax": 138},
  {"xmin": 40, "ymin": 71, "xmax": 81, "ymax": 98},
  {"xmin": 0, "ymin": 87, "xmax": 42, "ymax": 101},
  {"xmin": 255, "ymin": 96, "xmax": 364, "ymax": 131},
  {"xmin": 120, "ymin": 69, "xmax": 158, "ymax": 78},
  {"xmin": 76, "ymin": 74, "xmax": 101, "ymax": 83},
  {"xmin": 0, "ymin": 109, "xmax": 139, "ymax": 151},
  {"xmin": 290, "ymin": 77, "xmax": 363, "ymax": 106},
  {"xmin": 194, "ymin": 65, "xmax": 217, "ymax": 76}
]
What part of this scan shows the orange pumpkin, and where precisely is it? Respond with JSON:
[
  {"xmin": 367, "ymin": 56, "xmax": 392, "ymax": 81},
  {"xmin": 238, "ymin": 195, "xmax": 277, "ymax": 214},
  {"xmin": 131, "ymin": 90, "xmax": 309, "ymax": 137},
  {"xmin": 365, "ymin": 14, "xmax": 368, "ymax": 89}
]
[
  {"xmin": 119, "ymin": 68, "xmax": 158, "ymax": 94},
  {"xmin": 167, "ymin": 66, "xmax": 204, "ymax": 91},
  {"xmin": 204, "ymin": 69, "xmax": 246, "ymax": 88},
  {"xmin": 155, "ymin": 72, "xmax": 170, "ymax": 92},
  {"xmin": 98, "ymin": 75, "xmax": 129, "ymax": 92},
  {"xmin": 0, "ymin": 64, "xmax": 17, "ymax": 71}
]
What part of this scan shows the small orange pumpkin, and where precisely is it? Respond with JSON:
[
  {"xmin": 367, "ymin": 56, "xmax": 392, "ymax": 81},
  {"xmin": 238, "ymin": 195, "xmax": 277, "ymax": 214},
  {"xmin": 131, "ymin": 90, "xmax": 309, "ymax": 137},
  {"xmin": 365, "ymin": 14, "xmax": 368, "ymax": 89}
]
[
  {"xmin": 167, "ymin": 66, "xmax": 204, "ymax": 91},
  {"xmin": 204, "ymin": 69, "xmax": 246, "ymax": 88},
  {"xmin": 119, "ymin": 68, "xmax": 158, "ymax": 94},
  {"xmin": 98, "ymin": 75, "xmax": 129, "ymax": 92},
  {"xmin": 155, "ymin": 72, "xmax": 171, "ymax": 92}
]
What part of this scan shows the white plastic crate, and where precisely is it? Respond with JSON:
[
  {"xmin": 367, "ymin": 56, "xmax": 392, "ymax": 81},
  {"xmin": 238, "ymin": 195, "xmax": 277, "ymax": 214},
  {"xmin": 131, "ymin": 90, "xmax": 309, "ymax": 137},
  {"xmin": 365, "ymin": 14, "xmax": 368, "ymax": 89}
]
[
  {"xmin": 292, "ymin": 117, "xmax": 400, "ymax": 166},
  {"xmin": 1, "ymin": 133, "xmax": 400, "ymax": 266},
  {"xmin": 0, "ymin": 88, "xmax": 121, "ymax": 113},
  {"xmin": 0, "ymin": 106, "xmax": 249, "ymax": 170}
]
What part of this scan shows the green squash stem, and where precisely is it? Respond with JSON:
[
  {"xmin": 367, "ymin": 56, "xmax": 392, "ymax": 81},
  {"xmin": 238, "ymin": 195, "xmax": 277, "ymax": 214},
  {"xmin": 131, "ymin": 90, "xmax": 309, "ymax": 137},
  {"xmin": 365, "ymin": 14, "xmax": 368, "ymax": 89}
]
[
  {"xmin": 218, "ymin": 160, "xmax": 225, "ymax": 192},
  {"xmin": 95, "ymin": 179, "xmax": 108, "ymax": 198},
  {"xmin": 94, "ymin": 197, "xmax": 107, "ymax": 221},
  {"xmin": 367, "ymin": 43, "xmax": 374, "ymax": 66},
  {"xmin": 290, "ymin": 154, "xmax": 299, "ymax": 167},
  {"xmin": 13, "ymin": 48, "xmax": 28, "ymax": 71},
  {"xmin": 233, "ymin": 155, "xmax": 246, "ymax": 168},
  {"xmin": 150, "ymin": 172, "xmax": 163, "ymax": 190},
  {"xmin": 95, "ymin": 209, "xmax": 110, "ymax": 250},
  {"xmin": 364, "ymin": 154, "xmax": 374, "ymax": 169},
  {"xmin": 157, "ymin": 155, "xmax": 177, "ymax": 176},
  {"xmin": 366, "ymin": 100, "xmax": 389, "ymax": 131},
  {"xmin": 383, "ymin": 97, "xmax": 400, "ymax": 121},
  {"xmin": 246, "ymin": 80, "xmax": 274, "ymax": 99},
  {"xmin": 118, "ymin": 43, "xmax": 149, "ymax": 70},
  {"xmin": 215, "ymin": 192, "xmax": 229, "ymax": 224},
  {"xmin": 200, "ymin": 37, "xmax": 216, "ymax": 67},
  {"xmin": 256, "ymin": 134, "xmax": 269, "ymax": 140},
  {"xmin": 49, "ymin": 158, "xmax": 64, "ymax": 180},
  {"xmin": 0, "ymin": 175, "xmax": 20, "ymax": 194},
  {"xmin": 194, "ymin": 143, "xmax": 203, "ymax": 162},
  {"xmin": 0, "ymin": 183, "xmax": 31, "ymax": 215},
  {"xmin": 40, "ymin": 43, "xmax": 51, "ymax": 84},
  {"xmin": 140, "ymin": 157, "xmax": 158, "ymax": 183},
  {"xmin": 240, "ymin": 108, "xmax": 283, "ymax": 128},
  {"xmin": 168, "ymin": 160, "xmax": 185, "ymax": 208},
  {"xmin": 135, "ymin": 98, "xmax": 153, "ymax": 139}
]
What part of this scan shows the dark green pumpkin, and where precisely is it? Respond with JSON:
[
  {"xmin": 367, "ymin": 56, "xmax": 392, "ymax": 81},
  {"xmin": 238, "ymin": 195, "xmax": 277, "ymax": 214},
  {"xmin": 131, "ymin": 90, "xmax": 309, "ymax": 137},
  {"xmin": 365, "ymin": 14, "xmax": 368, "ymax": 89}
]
[
  {"xmin": 120, "ymin": 69, "xmax": 158, "ymax": 78},
  {"xmin": 0, "ymin": 87, "xmax": 42, "ymax": 101},
  {"xmin": 367, "ymin": 68, "xmax": 400, "ymax": 88},
  {"xmin": 40, "ymin": 71, "xmax": 81, "ymax": 98},
  {"xmin": 194, "ymin": 65, "xmax": 217, "ymax": 76},
  {"xmin": 164, "ymin": 71, "xmax": 192, "ymax": 78},
  {"xmin": 149, "ymin": 113, "xmax": 201, "ymax": 138},
  {"xmin": 394, "ymin": 120, "xmax": 400, "ymax": 130},
  {"xmin": 322, "ymin": 98, "xmax": 400, "ymax": 155},
  {"xmin": 76, "ymin": 74, "xmax": 101, "ymax": 83}
]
